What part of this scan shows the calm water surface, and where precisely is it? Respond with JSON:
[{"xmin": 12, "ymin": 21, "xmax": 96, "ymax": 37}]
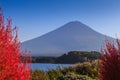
[{"xmin": 31, "ymin": 63, "xmax": 71, "ymax": 71}]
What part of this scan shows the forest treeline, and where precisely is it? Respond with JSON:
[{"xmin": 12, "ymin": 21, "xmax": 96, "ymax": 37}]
[{"xmin": 30, "ymin": 51, "xmax": 100, "ymax": 64}]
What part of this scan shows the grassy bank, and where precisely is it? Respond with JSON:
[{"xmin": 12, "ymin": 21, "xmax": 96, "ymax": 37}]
[{"xmin": 31, "ymin": 60, "xmax": 99, "ymax": 80}]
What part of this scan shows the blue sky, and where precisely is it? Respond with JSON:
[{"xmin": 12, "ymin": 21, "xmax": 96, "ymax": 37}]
[{"xmin": 1, "ymin": 0, "xmax": 120, "ymax": 42}]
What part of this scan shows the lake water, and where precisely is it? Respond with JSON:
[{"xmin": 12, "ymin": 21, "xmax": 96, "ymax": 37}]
[{"xmin": 31, "ymin": 63, "xmax": 71, "ymax": 71}]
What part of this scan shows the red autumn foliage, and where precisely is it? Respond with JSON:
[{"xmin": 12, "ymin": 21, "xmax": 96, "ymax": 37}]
[
  {"xmin": 99, "ymin": 39, "xmax": 120, "ymax": 80},
  {"xmin": 0, "ymin": 9, "xmax": 31, "ymax": 80}
]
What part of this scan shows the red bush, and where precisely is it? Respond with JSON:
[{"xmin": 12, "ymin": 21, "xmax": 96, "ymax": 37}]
[
  {"xmin": 99, "ymin": 39, "xmax": 120, "ymax": 80},
  {"xmin": 0, "ymin": 9, "xmax": 31, "ymax": 80}
]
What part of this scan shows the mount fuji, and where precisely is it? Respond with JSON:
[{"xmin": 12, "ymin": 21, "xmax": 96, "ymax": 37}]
[{"xmin": 22, "ymin": 21, "xmax": 114, "ymax": 56}]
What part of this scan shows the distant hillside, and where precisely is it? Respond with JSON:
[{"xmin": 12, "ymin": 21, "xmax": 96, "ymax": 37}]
[
  {"xmin": 55, "ymin": 51, "xmax": 100, "ymax": 64},
  {"xmin": 22, "ymin": 21, "xmax": 115, "ymax": 56},
  {"xmin": 31, "ymin": 51, "xmax": 100, "ymax": 64}
]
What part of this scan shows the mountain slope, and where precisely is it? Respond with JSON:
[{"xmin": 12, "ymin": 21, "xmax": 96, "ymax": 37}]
[{"xmin": 22, "ymin": 21, "xmax": 114, "ymax": 56}]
